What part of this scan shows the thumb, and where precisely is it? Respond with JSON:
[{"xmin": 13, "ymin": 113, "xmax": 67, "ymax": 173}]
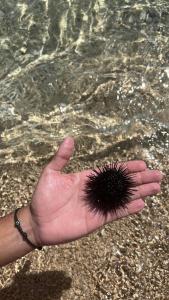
[{"xmin": 47, "ymin": 136, "xmax": 75, "ymax": 171}]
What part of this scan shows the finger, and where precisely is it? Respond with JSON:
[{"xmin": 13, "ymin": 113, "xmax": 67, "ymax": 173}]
[
  {"xmin": 100, "ymin": 160, "xmax": 147, "ymax": 174},
  {"xmin": 133, "ymin": 170, "xmax": 164, "ymax": 185},
  {"xmin": 80, "ymin": 160, "xmax": 147, "ymax": 179},
  {"xmin": 106, "ymin": 199, "xmax": 145, "ymax": 223},
  {"xmin": 126, "ymin": 198, "xmax": 145, "ymax": 215},
  {"xmin": 131, "ymin": 182, "xmax": 161, "ymax": 200},
  {"xmin": 47, "ymin": 136, "xmax": 75, "ymax": 171},
  {"xmin": 115, "ymin": 160, "xmax": 147, "ymax": 174}
]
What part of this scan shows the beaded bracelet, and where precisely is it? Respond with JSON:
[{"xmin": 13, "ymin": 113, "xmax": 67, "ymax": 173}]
[{"xmin": 14, "ymin": 208, "xmax": 42, "ymax": 250}]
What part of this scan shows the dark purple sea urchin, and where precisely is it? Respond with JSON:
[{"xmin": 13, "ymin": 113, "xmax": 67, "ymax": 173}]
[{"xmin": 83, "ymin": 162, "xmax": 137, "ymax": 217}]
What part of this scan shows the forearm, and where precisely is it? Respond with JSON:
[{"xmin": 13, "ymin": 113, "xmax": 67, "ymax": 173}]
[{"xmin": 0, "ymin": 206, "xmax": 37, "ymax": 267}]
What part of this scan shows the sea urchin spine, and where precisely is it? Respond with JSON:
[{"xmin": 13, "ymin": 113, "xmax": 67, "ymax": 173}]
[{"xmin": 83, "ymin": 162, "xmax": 137, "ymax": 217}]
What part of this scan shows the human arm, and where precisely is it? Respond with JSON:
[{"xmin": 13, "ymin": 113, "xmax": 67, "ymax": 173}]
[
  {"xmin": 0, "ymin": 206, "xmax": 38, "ymax": 267},
  {"xmin": 0, "ymin": 136, "xmax": 164, "ymax": 267}
]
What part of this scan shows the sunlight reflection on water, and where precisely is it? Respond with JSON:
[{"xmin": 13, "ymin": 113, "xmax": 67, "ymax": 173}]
[{"xmin": 0, "ymin": 0, "xmax": 168, "ymax": 164}]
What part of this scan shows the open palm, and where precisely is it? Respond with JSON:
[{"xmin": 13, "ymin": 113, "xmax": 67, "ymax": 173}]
[{"xmin": 30, "ymin": 137, "xmax": 163, "ymax": 247}]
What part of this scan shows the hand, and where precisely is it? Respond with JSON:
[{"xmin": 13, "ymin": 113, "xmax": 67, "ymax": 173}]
[{"xmin": 29, "ymin": 137, "xmax": 163, "ymax": 247}]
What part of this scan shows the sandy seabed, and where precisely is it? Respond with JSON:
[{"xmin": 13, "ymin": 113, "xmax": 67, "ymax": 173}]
[{"xmin": 0, "ymin": 149, "xmax": 168, "ymax": 300}]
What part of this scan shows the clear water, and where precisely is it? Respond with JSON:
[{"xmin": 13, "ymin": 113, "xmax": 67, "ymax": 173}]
[{"xmin": 0, "ymin": 0, "xmax": 169, "ymax": 165}]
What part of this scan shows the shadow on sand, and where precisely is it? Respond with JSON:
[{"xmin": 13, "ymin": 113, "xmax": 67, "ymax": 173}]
[{"xmin": 0, "ymin": 261, "xmax": 72, "ymax": 300}]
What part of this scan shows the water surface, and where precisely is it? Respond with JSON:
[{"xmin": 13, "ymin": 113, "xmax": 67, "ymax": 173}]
[{"xmin": 0, "ymin": 0, "xmax": 168, "ymax": 164}]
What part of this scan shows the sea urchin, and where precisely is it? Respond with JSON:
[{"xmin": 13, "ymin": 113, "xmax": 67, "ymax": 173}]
[{"xmin": 83, "ymin": 162, "xmax": 137, "ymax": 217}]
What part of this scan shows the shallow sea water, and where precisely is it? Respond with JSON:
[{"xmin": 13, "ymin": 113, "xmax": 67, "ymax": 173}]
[
  {"xmin": 0, "ymin": 0, "xmax": 168, "ymax": 164},
  {"xmin": 0, "ymin": 1, "xmax": 169, "ymax": 299}
]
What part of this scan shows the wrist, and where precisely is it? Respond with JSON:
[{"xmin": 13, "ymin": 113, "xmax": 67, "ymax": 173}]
[{"xmin": 17, "ymin": 206, "xmax": 42, "ymax": 249}]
